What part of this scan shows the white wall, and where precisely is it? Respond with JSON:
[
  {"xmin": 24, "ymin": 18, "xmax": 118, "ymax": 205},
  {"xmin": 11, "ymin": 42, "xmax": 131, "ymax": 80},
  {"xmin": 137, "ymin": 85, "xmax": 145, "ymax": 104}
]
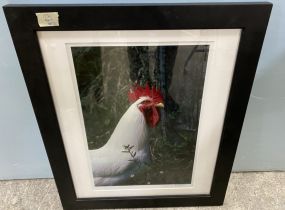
[{"xmin": 0, "ymin": 0, "xmax": 284, "ymax": 180}]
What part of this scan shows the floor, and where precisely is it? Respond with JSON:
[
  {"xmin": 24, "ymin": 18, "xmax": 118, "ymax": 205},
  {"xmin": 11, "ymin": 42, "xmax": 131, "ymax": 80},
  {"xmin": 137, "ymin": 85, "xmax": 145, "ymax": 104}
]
[{"xmin": 0, "ymin": 172, "xmax": 284, "ymax": 210}]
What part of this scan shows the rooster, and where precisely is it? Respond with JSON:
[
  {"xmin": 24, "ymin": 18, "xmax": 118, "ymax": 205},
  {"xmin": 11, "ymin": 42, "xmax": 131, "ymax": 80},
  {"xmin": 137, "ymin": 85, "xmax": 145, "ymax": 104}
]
[{"xmin": 89, "ymin": 84, "xmax": 164, "ymax": 186}]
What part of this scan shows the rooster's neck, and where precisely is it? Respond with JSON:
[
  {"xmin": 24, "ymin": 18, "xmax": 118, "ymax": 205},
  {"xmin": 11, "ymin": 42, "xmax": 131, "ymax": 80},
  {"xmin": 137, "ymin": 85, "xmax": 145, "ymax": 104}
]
[{"xmin": 104, "ymin": 102, "xmax": 148, "ymax": 152}]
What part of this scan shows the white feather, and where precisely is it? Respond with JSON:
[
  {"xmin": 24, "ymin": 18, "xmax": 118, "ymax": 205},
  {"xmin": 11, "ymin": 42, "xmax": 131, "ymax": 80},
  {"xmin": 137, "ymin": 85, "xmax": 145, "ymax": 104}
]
[{"xmin": 89, "ymin": 97, "xmax": 151, "ymax": 186}]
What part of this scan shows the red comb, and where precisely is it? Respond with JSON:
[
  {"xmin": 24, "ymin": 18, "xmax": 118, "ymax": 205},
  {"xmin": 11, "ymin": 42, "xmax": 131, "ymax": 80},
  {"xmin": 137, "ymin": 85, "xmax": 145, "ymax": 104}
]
[{"xmin": 128, "ymin": 83, "xmax": 163, "ymax": 103}]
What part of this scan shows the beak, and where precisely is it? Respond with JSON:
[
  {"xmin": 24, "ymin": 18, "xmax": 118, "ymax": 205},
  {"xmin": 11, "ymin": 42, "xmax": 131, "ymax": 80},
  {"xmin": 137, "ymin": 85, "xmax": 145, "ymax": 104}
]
[{"xmin": 155, "ymin": 102, "xmax": 164, "ymax": 108}]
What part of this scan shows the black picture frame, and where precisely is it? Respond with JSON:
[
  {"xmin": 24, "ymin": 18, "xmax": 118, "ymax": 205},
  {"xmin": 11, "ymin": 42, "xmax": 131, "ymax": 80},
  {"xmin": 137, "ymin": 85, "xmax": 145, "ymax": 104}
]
[{"xmin": 3, "ymin": 2, "xmax": 272, "ymax": 209}]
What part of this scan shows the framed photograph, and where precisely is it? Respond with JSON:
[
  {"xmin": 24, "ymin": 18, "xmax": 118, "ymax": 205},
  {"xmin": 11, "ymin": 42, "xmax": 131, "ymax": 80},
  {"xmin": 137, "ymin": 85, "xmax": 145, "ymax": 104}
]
[{"xmin": 4, "ymin": 3, "xmax": 272, "ymax": 209}]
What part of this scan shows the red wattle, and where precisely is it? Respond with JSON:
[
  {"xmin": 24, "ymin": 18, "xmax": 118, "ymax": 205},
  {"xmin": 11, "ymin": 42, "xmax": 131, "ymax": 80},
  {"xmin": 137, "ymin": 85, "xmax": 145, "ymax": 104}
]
[
  {"xmin": 149, "ymin": 106, "xmax": 159, "ymax": 127},
  {"xmin": 140, "ymin": 105, "xmax": 160, "ymax": 127}
]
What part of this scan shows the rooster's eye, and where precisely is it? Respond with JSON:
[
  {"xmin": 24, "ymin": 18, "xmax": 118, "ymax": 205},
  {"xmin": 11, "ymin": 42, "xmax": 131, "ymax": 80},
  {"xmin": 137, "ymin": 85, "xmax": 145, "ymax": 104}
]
[{"xmin": 139, "ymin": 100, "xmax": 152, "ymax": 107}]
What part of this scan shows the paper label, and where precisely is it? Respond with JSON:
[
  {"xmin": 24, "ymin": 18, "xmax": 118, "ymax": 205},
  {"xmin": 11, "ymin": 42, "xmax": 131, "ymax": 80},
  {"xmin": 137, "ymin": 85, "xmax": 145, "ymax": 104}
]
[{"xmin": 36, "ymin": 12, "xmax": 59, "ymax": 27}]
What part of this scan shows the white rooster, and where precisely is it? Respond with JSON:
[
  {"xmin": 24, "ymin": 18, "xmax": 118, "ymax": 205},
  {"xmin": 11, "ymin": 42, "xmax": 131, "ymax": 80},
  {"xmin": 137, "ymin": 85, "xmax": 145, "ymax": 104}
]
[{"xmin": 89, "ymin": 84, "xmax": 164, "ymax": 186}]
